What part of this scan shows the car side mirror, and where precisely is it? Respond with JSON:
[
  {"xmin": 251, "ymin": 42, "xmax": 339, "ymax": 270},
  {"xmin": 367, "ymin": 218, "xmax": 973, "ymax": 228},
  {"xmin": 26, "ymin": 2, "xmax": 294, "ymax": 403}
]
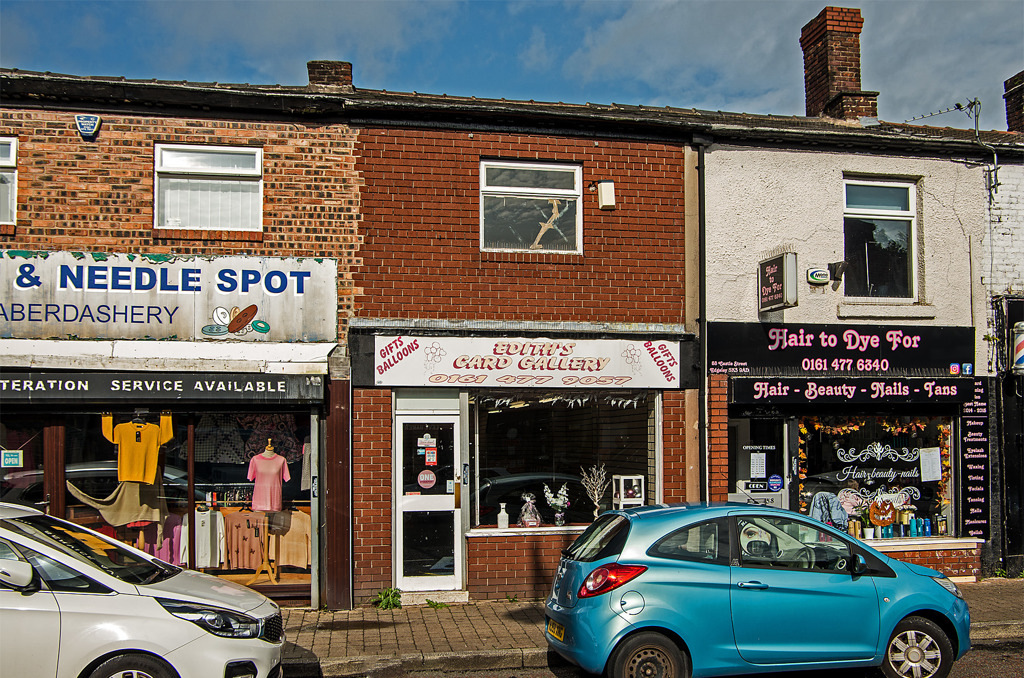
[
  {"xmin": 0, "ymin": 560, "xmax": 39, "ymax": 593},
  {"xmin": 850, "ymin": 553, "xmax": 868, "ymax": 576}
]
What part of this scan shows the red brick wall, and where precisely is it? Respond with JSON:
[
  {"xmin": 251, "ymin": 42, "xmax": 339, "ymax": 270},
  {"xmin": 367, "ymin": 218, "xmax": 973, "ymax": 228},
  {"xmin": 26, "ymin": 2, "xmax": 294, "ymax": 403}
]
[
  {"xmin": 352, "ymin": 388, "xmax": 394, "ymax": 604},
  {"xmin": 0, "ymin": 110, "xmax": 361, "ymax": 338},
  {"xmin": 708, "ymin": 374, "xmax": 730, "ymax": 501},
  {"xmin": 877, "ymin": 546, "xmax": 981, "ymax": 580},
  {"xmin": 354, "ymin": 128, "xmax": 686, "ymax": 324},
  {"xmin": 662, "ymin": 390, "xmax": 688, "ymax": 502},
  {"xmin": 467, "ymin": 532, "xmax": 579, "ymax": 600}
]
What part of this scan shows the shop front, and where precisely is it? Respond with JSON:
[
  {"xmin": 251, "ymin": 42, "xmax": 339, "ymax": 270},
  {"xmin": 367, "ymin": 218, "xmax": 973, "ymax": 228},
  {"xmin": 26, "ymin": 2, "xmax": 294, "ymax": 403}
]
[
  {"xmin": 0, "ymin": 251, "xmax": 338, "ymax": 605},
  {"xmin": 708, "ymin": 322, "xmax": 988, "ymax": 580},
  {"xmin": 351, "ymin": 328, "xmax": 697, "ymax": 602}
]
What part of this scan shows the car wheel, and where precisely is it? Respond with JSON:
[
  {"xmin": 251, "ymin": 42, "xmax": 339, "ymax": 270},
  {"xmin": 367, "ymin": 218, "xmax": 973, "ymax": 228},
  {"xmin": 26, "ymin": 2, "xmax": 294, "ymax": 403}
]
[
  {"xmin": 881, "ymin": 616, "xmax": 954, "ymax": 678},
  {"xmin": 88, "ymin": 654, "xmax": 176, "ymax": 678},
  {"xmin": 609, "ymin": 631, "xmax": 690, "ymax": 678}
]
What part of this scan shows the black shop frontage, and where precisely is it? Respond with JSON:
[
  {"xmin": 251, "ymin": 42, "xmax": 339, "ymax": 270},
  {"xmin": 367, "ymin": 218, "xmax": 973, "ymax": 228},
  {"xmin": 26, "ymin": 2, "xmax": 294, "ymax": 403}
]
[{"xmin": 707, "ymin": 322, "xmax": 991, "ymax": 580}]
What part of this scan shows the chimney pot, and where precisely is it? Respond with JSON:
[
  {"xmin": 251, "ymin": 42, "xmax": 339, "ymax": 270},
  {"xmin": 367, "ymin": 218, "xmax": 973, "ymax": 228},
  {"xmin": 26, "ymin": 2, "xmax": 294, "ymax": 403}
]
[{"xmin": 801, "ymin": 6, "xmax": 877, "ymax": 120}]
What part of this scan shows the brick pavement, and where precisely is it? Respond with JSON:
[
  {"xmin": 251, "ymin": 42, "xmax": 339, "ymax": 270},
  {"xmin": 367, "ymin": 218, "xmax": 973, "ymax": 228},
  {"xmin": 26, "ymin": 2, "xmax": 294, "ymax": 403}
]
[{"xmin": 281, "ymin": 578, "xmax": 1024, "ymax": 677}]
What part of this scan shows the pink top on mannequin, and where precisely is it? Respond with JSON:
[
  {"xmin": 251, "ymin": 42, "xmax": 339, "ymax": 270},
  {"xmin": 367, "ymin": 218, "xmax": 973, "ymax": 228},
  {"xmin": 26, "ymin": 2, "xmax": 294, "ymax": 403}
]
[{"xmin": 247, "ymin": 439, "xmax": 290, "ymax": 512}]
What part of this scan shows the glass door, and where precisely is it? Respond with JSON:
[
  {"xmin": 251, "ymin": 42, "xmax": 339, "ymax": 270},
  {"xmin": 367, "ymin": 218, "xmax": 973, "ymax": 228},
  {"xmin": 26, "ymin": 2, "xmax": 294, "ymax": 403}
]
[
  {"xmin": 727, "ymin": 418, "xmax": 789, "ymax": 509},
  {"xmin": 396, "ymin": 415, "xmax": 463, "ymax": 591}
]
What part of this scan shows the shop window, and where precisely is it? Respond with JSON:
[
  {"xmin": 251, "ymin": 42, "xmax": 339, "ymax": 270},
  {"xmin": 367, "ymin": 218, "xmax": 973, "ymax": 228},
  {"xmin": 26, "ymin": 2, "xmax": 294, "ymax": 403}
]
[
  {"xmin": 470, "ymin": 391, "xmax": 655, "ymax": 527},
  {"xmin": 0, "ymin": 138, "xmax": 16, "ymax": 225},
  {"xmin": 798, "ymin": 416, "xmax": 952, "ymax": 538},
  {"xmin": 57, "ymin": 411, "xmax": 311, "ymax": 590},
  {"xmin": 843, "ymin": 179, "xmax": 916, "ymax": 298},
  {"xmin": 480, "ymin": 160, "xmax": 581, "ymax": 253},
  {"xmin": 154, "ymin": 144, "xmax": 262, "ymax": 232}
]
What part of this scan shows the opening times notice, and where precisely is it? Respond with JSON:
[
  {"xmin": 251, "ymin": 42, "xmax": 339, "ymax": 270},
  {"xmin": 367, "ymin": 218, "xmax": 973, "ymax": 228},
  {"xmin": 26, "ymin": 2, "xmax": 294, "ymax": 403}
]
[{"xmin": 959, "ymin": 379, "xmax": 990, "ymax": 540}]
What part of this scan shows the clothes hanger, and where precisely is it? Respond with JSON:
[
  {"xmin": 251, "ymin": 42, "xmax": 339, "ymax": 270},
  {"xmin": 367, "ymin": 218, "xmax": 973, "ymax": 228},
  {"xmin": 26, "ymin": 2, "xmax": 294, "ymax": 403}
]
[{"xmin": 132, "ymin": 408, "xmax": 149, "ymax": 424}]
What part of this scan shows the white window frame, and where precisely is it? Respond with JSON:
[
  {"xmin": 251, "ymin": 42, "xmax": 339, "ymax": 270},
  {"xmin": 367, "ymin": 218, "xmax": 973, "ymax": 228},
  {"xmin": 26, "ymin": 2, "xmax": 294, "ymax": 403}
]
[
  {"xmin": 479, "ymin": 160, "xmax": 583, "ymax": 253},
  {"xmin": 842, "ymin": 178, "xmax": 917, "ymax": 301},
  {"xmin": 154, "ymin": 144, "xmax": 263, "ymax": 232},
  {"xmin": 0, "ymin": 138, "xmax": 17, "ymax": 226}
]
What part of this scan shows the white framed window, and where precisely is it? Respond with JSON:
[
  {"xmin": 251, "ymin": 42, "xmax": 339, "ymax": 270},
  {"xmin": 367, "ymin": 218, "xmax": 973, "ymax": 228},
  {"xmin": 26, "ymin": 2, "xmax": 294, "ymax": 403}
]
[
  {"xmin": 843, "ymin": 179, "xmax": 916, "ymax": 299},
  {"xmin": 480, "ymin": 161, "xmax": 582, "ymax": 253},
  {"xmin": 0, "ymin": 138, "xmax": 17, "ymax": 225},
  {"xmin": 154, "ymin": 144, "xmax": 262, "ymax": 232}
]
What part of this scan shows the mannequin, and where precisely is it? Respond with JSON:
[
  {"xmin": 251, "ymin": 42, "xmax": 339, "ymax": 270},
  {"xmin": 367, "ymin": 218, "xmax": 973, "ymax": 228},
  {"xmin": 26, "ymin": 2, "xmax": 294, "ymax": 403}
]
[{"xmin": 247, "ymin": 438, "xmax": 290, "ymax": 512}]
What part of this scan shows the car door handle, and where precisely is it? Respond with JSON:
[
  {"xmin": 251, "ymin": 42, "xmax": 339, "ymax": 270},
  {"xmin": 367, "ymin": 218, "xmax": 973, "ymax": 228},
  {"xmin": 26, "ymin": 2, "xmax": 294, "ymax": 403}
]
[{"xmin": 737, "ymin": 581, "xmax": 769, "ymax": 589}]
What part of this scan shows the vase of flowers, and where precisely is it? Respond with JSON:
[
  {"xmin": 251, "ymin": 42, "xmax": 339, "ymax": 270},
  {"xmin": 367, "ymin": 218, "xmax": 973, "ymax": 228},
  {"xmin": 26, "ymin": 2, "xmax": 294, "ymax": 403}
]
[{"xmin": 544, "ymin": 483, "xmax": 571, "ymax": 526}]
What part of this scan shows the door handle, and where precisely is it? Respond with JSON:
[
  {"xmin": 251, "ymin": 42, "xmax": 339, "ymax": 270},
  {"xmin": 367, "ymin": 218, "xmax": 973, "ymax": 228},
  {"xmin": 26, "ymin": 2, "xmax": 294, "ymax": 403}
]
[{"xmin": 737, "ymin": 581, "xmax": 769, "ymax": 589}]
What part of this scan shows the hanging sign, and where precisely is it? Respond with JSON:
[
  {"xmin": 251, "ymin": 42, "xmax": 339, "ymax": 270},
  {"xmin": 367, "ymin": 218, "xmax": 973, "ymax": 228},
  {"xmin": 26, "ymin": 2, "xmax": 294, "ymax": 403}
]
[{"xmin": 758, "ymin": 253, "xmax": 798, "ymax": 312}]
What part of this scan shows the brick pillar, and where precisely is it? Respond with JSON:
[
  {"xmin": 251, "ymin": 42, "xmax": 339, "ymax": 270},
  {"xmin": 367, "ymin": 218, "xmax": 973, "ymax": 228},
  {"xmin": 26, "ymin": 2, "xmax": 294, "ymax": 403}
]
[
  {"xmin": 708, "ymin": 374, "xmax": 730, "ymax": 502},
  {"xmin": 307, "ymin": 60, "xmax": 353, "ymax": 88},
  {"xmin": 1005, "ymin": 70, "xmax": 1024, "ymax": 132},
  {"xmin": 800, "ymin": 6, "xmax": 878, "ymax": 119}
]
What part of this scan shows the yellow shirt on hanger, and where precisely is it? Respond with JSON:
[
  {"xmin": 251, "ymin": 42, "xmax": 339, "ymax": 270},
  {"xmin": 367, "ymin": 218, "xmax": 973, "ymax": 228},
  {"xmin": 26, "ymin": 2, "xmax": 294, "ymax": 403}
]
[{"xmin": 102, "ymin": 413, "xmax": 174, "ymax": 484}]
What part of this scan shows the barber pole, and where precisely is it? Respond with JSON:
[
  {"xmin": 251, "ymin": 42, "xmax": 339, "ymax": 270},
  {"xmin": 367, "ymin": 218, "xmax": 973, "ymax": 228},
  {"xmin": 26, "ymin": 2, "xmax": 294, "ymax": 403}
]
[{"xmin": 1013, "ymin": 322, "xmax": 1024, "ymax": 375}]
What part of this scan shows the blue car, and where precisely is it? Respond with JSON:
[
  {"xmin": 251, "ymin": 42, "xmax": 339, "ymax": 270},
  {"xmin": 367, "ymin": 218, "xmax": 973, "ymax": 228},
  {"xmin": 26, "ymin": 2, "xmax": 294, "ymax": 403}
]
[{"xmin": 545, "ymin": 503, "xmax": 969, "ymax": 678}]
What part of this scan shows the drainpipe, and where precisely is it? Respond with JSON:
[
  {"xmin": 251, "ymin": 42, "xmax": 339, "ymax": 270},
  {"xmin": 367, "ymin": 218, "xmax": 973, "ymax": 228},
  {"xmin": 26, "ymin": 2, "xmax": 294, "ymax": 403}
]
[{"xmin": 693, "ymin": 133, "xmax": 711, "ymax": 502}]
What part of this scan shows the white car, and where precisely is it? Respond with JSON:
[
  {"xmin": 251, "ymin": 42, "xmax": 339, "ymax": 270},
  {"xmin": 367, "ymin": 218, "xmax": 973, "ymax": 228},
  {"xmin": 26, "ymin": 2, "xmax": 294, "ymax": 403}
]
[{"xmin": 0, "ymin": 502, "xmax": 283, "ymax": 678}]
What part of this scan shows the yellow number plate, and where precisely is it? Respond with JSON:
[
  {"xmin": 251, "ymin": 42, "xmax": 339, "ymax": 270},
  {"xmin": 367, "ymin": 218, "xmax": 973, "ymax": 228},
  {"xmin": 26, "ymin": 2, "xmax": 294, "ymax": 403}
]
[{"xmin": 546, "ymin": 618, "xmax": 565, "ymax": 642}]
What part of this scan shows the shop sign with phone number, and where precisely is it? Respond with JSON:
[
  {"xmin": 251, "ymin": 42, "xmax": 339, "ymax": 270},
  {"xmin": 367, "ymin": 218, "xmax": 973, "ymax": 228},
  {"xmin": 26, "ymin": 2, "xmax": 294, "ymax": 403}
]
[{"xmin": 374, "ymin": 336, "xmax": 682, "ymax": 388}]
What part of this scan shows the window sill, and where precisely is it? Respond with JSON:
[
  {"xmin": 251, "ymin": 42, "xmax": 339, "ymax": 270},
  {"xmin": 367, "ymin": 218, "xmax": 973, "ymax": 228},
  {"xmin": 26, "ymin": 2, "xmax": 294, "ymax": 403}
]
[
  {"xmin": 863, "ymin": 537, "xmax": 983, "ymax": 551},
  {"xmin": 467, "ymin": 525, "xmax": 588, "ymax": 537},
  {"xmin": 837, "ymin": 300, "xmax": 935, "ymax": 320},
  {"xmin": 480, "ymin": 250, "xmax": 583, "ymax": 265},
  {"xmin": 153, "ymin": 228, "xmax": 264, "ymax": 243}
]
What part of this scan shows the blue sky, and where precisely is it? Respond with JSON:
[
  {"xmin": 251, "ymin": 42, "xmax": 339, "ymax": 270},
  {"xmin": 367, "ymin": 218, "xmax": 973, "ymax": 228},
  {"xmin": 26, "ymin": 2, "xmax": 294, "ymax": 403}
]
[{"xmin": 2, "ymin": 0, "xmax": 1021, "ymax": 130}]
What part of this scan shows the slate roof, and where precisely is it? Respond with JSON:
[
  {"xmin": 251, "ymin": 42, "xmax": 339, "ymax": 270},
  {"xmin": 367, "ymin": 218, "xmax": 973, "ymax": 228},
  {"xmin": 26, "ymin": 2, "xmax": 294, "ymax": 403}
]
[{"xmin": 2, "ymin": 67, "xmax": 1021, "ymax": 158}]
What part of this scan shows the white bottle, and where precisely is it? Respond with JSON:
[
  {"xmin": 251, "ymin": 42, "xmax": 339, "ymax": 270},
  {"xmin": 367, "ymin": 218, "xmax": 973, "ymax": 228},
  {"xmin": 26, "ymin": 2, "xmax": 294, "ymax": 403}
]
[{"xmin": 497, "ymin": 503, "xmax": 509, "ymax": 529}]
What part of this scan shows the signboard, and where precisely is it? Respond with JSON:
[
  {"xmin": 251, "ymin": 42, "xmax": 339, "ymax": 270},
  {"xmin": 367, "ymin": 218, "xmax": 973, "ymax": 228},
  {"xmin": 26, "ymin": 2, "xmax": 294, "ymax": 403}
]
[
  {"xmin": 708, "ymin": 322, "xmax": 974, "ymax": 377},
  {"xmin": 1, "ymin": 251, "xmax": 337, "ymax": 342},
  {"xmin": 731, "ymin": 377, "xmax": 973, "ymax": 404},
  {"xmin": 758, "ymin": 253, "xmax": 797, "ymax": 312},
  {"xmin": 373, "ymin": 336, "xmax": 683, "ymax": 389},
  {"xmin": 1, "ymin": 450, "xmax": 23, "ymax": 468},
  {"xmin": 959, "ymin": 379, "xmax": 990, "ymax": 539},
  {"xmin": 0, "ymin": 371, "xmax": 324, "ymax": 404}
]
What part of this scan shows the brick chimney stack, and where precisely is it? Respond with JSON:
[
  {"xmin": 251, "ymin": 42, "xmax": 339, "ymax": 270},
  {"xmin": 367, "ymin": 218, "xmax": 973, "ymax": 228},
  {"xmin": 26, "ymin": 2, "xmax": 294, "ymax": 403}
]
[
  {"xmin": 1005, "ymin": 70, "xmax": 1024, "ymax": 132},
  {"xmin": 800, "ymin": 6, "xmax": 878, "ymax": 120},
  {"xmin": 307, "ymin": 61, "xmax": 353, "ymax": 90}
]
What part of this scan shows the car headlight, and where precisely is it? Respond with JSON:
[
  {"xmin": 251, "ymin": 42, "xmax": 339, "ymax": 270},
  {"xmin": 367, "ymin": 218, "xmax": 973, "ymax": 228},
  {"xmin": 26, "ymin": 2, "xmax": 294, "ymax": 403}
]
[
  {"xmin": 932, "ymin": 576, "xmax": 964, "ymax": 599},
  {"xmin": 158, "ymin": 599, "xmax": 261, "ymax": 638}
]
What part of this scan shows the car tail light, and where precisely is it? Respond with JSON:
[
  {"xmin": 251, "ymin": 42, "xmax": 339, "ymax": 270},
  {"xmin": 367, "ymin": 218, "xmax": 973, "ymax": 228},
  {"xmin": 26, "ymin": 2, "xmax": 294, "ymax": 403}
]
[{"xmin": 578, "ymin": 563, "xmax": 647, "ymax": 598}]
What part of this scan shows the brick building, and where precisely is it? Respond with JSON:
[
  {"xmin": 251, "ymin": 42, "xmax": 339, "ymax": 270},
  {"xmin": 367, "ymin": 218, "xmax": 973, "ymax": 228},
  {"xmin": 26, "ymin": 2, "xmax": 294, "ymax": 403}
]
[{"xmin": 0, "ymin": 74, "xmax": 362, "ymax": 607}]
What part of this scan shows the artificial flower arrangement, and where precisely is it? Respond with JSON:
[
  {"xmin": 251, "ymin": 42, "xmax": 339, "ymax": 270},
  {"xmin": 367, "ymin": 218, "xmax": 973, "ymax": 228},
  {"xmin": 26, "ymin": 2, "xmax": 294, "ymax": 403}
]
[{"xmin": 543, "ymin": 483, "xmax": 571, "ymax": 526}]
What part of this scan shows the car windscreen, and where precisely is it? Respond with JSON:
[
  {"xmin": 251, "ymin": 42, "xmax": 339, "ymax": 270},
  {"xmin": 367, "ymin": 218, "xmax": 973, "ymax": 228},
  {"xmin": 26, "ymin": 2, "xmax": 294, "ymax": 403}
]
[
  {"xmin": 2, "ymin": 515, "xmax": 178, "ymax": 585},
  {"xmin": 563, "ymin": 513, "xmax": 629, "ymax": 562}
]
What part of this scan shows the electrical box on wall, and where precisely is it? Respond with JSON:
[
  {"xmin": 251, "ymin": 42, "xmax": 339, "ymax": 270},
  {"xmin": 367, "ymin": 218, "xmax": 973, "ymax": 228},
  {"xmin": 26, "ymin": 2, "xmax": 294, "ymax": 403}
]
[{"xmin": 597, "ymin": 181, "xmax": 616, "ymax": 210}]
